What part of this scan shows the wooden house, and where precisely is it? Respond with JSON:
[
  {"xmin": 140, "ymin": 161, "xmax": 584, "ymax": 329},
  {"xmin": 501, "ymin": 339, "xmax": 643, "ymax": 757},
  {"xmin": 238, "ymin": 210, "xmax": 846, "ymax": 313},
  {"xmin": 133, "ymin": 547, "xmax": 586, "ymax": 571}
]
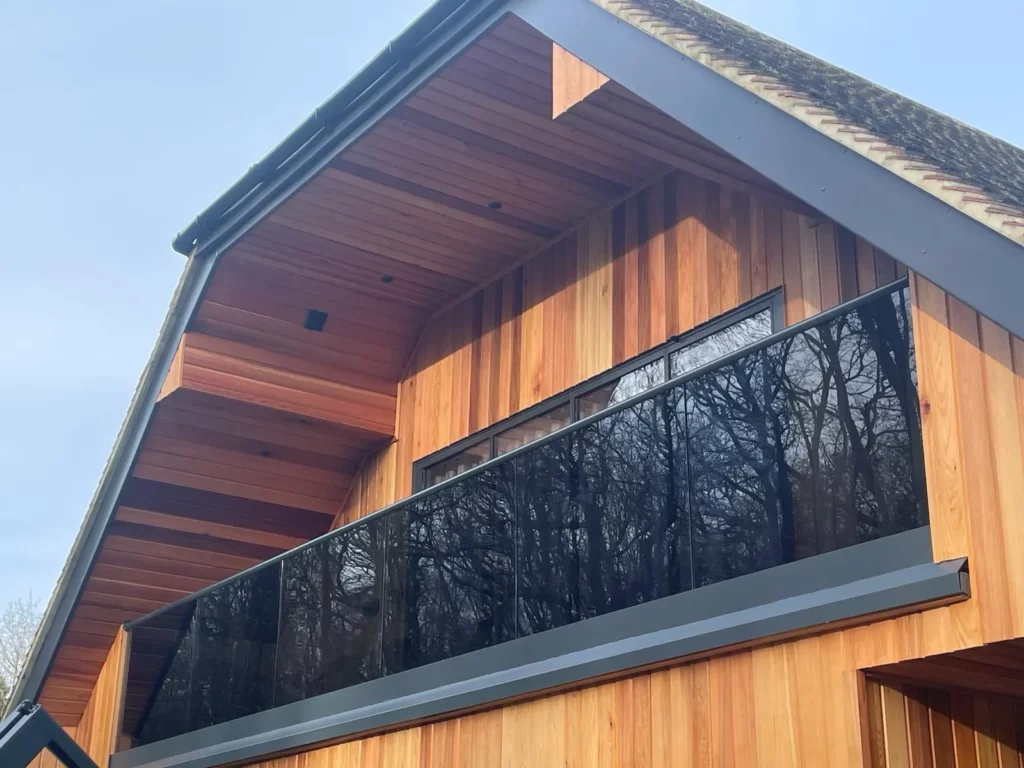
[{"xmin": 8, "ymin": 0, "xmax": 1024, "ymax": 765}]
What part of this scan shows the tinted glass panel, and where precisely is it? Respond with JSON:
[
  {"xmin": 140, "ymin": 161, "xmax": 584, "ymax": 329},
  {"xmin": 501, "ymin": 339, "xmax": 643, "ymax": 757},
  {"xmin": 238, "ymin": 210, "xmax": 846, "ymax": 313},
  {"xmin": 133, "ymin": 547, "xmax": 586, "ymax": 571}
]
[
  {"xmin": 494, "ymin": 402, "xmax": 573, "ymax": 456},
  {"xmin": 684, "ymin": 348, "xmax": 788, "ymax": 587},
  {"xmin": 423, "ymin": 439, "xmax": 490, "ymax": 488},
  {"xmin": 515, "ymin": 430, "xmax": 583, "ymax": 634},
  {"xmin": 128, "ymin": 603, "xmax": 195, "ymax": 745},
  {"xmin": 765, "ymin": 287, "xmax": 925, "ymax": 557},
  {"xmin": 670, "ymin": 309, "xmax": 773, "ymax": 377},
  {"xmin": 383, "ymin": 464, "xmax": 516, "ymax": 673},
  {"xmin": 275, "ymin": 518, "xmax": 384, "ymax": 705},
  {"xmin": 186, "ymin": 566, "xmax": 280, "ymax": 733},
  {"xmin": 575, "ymin": 393, "xmax": 689, "ymax": 614}
]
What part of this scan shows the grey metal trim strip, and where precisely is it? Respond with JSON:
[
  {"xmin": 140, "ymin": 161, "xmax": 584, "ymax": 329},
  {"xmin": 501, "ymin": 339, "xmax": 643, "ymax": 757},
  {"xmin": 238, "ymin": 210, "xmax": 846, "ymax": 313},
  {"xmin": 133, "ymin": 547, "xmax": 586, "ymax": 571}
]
[
  {"xmin": 8, "ymin": 251, "xmax": 221, "ymax": 711},
  {"xmin": 510, "ymin": 0, "xmax": 1024, "ymax": 339},
  {"xmin": 111, "ymin": 529, "xmax": 968, "ymax": 768}
]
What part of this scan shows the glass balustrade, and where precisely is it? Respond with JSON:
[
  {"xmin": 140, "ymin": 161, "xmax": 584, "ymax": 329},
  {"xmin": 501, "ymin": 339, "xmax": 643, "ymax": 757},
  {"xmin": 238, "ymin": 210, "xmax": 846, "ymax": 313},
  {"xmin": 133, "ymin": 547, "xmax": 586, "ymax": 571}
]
[{"xmin": 121, "ymin": 283, "xmax": 926, "ymax": 748}]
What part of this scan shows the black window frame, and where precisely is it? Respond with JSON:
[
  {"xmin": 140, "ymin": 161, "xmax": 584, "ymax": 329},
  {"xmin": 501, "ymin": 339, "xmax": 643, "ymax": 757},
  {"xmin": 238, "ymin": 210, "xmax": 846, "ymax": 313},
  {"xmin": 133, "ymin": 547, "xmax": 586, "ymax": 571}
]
[{"xmin": 413, "ymin": 288, "xmax": 784, "ymax": 492}]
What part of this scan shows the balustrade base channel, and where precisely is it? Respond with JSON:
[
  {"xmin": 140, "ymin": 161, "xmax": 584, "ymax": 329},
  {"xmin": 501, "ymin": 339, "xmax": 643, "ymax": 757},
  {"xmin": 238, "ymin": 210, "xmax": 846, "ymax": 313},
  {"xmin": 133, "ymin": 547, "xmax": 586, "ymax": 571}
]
[{"xmin": 111, "ymin": 527, "xmax": 967, "ymax": 768}]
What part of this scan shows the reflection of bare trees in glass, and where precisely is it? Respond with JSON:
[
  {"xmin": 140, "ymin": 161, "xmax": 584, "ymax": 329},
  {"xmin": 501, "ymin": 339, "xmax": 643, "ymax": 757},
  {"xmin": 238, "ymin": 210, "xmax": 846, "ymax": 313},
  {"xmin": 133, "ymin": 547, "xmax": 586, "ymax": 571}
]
[
  {"xmin": 136, "ymin": 567, "xmax": 280, "ymax": 744},
  {"xmin": 685, "ymin": 289, "xmax": 924, "ymax": 584},
  {"xmin": 276, "ymin": 522, "xmax": 384, "ymax": 704},
  {"xmin": 385, "ymin": 467, "xmax": 516, "ymax": 671},
  {"xmin": 128, "ymin": 288, "xmax": 926, "ymax": 748}
]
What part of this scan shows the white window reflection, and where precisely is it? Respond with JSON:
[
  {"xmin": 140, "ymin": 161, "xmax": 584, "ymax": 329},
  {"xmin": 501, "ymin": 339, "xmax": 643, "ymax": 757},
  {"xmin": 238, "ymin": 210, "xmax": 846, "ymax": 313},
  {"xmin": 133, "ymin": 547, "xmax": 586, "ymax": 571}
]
[{"xmin": 670, "ymin": 309, "xmax": 773, "ymax": 378}]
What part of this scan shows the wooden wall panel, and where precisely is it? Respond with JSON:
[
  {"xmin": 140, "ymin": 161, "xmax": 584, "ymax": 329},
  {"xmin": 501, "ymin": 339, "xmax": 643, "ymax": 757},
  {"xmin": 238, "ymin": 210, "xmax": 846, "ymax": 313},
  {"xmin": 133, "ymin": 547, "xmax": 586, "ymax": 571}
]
[
  {"xmin": 551, "ymin": 42, "xmax": 609, "ymax": 118},
  {"xmin": 238, "ymin": 609, "xmax": 1024, "ymax": 768},
  {"xmin": 864, "ymin": 677, "xmax": 1024, "ymax": 768},
  {"xmin": 910, "ymin": 274, "xmax": 1024, "ymax": 645},
  {"xmin": 73, "ymin": 628, "xmax": 127, "ymax": 765}
]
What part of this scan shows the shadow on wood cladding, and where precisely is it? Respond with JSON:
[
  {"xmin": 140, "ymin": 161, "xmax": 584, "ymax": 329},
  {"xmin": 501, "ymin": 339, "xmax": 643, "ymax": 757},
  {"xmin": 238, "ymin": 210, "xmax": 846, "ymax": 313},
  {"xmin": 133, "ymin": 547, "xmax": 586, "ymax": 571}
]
[{"xmin": 864, "ymin": 676, "xmax": 1024, "ymax": 768}]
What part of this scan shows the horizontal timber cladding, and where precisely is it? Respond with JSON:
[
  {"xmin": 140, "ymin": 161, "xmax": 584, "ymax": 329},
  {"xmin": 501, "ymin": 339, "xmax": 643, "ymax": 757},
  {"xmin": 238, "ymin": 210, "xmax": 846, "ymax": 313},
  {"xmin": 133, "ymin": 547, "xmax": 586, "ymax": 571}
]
[{"xmin": 336, "ymin": 167, "xmax": 906, "ymax": 524}]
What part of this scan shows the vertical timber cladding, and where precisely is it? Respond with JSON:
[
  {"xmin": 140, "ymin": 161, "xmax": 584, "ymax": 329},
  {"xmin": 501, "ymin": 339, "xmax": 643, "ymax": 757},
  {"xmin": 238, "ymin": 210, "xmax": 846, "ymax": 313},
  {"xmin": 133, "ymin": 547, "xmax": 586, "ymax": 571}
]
[
  {"xmin": 32, "ymin": 628, "xmax": 128, "ymax": 768},
  {"xmin": 864, "ymin": 677, "xmax": 1024, "ymax": 767},
  {"xmin": 911, "ymin": 273, "xmax": 1024, "ymax": 644},
  {"xmin": 335, "ymin": 168, "xmax": 907, "ymax": 524},
  {"xmin": 75, "ymin": 628, "xmax": 129, "ymax": 765}
]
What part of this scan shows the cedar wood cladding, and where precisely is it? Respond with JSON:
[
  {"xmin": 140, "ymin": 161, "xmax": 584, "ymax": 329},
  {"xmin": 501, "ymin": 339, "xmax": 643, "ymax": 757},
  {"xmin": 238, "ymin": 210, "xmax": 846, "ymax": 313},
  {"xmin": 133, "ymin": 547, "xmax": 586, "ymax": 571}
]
[{"xmin": 13, "ymin": 0, "xmax": 1024, "ymax": 763}]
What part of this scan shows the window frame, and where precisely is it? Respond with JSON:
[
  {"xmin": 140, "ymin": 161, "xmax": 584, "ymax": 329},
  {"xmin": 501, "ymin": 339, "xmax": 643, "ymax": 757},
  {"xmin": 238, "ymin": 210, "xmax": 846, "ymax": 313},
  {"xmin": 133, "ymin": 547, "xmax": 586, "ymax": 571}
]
[{"xmin": 413, "ymin": 288, "xmax": 784, "ymax": 491}]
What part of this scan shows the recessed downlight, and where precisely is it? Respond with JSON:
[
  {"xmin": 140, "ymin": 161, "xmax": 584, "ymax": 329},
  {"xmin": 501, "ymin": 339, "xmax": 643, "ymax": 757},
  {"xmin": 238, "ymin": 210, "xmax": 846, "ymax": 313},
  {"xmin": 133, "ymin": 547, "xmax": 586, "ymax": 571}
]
[{"xmin": 304, "ymin": 308, "xmax": 328, "ymax": 332}]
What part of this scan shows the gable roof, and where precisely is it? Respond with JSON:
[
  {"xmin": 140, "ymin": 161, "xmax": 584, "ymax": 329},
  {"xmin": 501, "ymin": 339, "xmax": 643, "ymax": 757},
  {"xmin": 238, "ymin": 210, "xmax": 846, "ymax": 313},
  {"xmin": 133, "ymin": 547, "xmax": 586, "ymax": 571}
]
[
  {"xmin": 11, "ymin": 0, "xmax": 1024, "ymax": 719},
  {"xmin": 596, "ymin": 0, "xmax": 1024, "ymax": 243}
]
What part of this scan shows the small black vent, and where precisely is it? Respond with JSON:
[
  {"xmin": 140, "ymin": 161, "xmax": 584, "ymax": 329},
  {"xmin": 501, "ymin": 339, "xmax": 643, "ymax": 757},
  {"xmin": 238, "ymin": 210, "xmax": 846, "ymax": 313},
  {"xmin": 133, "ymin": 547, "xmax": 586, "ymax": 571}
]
[{"xmin": 304, "ymin": 309, "xmax": 328, "ymax": 332}]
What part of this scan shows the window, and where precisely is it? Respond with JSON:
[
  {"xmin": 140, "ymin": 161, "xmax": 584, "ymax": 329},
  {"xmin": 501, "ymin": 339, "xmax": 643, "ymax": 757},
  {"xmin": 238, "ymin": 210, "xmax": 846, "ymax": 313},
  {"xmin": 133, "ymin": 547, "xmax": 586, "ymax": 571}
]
[{"xmin": 414, "ymin": 291, "xmax": 783, "ymax": 491}]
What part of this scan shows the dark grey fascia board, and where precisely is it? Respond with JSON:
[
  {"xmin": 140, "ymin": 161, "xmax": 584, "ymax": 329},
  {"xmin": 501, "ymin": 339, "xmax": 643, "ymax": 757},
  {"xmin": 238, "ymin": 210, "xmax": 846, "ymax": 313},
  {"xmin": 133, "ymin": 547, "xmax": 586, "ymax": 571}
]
[
  {"xmin": 174, "ymin": 0, "xmax": 511, "ymax": 260},
  {"xmin": 7, "ymin": 251, "xmax": 220, "ymax": 710},
  {"xmin": 0, "ymin": 702, "xmax": 99, "ymax": 768},
  {"xmin": 111, "ymin": 529, "xmax": 969, "ymax": 768},
  {"xmin": 510, "ymin": 0, "xmax": 1024, "ymax": 340}
]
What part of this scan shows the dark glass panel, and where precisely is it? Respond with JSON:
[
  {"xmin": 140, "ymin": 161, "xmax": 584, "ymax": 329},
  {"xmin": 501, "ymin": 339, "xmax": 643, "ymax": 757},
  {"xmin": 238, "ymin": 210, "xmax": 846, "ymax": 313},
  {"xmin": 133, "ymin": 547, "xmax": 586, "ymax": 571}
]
[
  {"xmin": 185, "ymin": 565, "xmax": 280, "ymax": 733},
  {"xmin": 275, "ymin": 518, "xmax": 384, "ymax": 705},
  {"xmin": 382, "ymin": 464, "xmax": 516, "ymax": 673},
  {"xmin": 576, "ymin": 359, "xmax": 666, "ymax": 419},
  {"xmin": 684, "ymin": 348, "xmax": 788, "ymax": 586},
  {"xmin": 424, "ymin": 439, "xmax": 490, "ymax": 488},
  {"xmin": 670, "ymin": 309, "xmax": 773, "ymax": 378},
  {"xmin": 494, "ymin": 402, "xmax": 573, "ymax": 456},
  {"xmin": 764, "ymin": 287, "xmax": 926, "ymax": 559},
  {"xmin": 129, "ymin": 602, "xmax": 195, "ymax": 746},
  {"xmin": 515, "ymin": 430, "xmax": 583, "ymax": 634},
  {"xmin": 517, "ymin": 396, "xmax": 689, "ymax": 636},
  {"xmin": 575, "ymin": 393, "xmax": 689, "ymax": 614}
]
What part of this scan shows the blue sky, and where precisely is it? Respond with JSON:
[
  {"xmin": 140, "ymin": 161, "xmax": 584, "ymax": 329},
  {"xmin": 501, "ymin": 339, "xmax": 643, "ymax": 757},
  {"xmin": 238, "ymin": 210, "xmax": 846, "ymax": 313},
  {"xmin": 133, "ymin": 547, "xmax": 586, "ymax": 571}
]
[{"xmin": 1, "ymin": 0, "xmax": 1021, "ymax": 612}]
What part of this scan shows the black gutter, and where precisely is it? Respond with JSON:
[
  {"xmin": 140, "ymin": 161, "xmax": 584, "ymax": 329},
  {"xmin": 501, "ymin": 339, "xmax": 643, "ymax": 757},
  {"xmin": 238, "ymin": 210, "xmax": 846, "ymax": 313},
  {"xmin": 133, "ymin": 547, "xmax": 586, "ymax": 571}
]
[{"xmin": 171, "ymin": 0, "xmax": 500, "ymax": 256}]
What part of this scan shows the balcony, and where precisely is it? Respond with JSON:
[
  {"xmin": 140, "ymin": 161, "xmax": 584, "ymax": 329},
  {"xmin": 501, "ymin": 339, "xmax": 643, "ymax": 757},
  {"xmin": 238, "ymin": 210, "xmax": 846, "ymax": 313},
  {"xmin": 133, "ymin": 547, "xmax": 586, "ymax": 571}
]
[{"xmin": 120, "ymin": 282, "xmax": 936, "ymax": 753}]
